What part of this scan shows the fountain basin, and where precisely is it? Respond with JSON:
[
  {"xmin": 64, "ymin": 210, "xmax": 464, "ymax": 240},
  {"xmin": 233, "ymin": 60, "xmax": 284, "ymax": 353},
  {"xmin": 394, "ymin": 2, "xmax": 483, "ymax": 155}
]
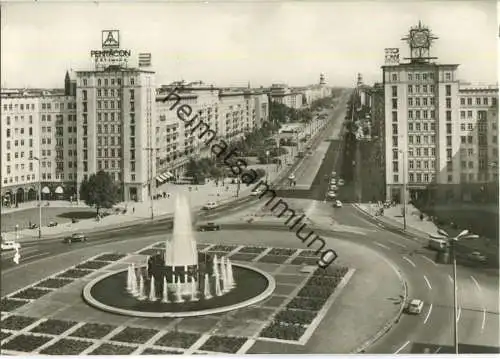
[{"xmin": 83, "ymin": 263, "xmax": 275, "ymax": 318}]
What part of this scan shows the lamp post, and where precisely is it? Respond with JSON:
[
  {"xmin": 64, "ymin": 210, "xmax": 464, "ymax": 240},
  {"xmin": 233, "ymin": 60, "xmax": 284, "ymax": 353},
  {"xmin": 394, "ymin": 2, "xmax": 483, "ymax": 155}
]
[
  {"xmin": 31, "ymin": 156, "xmax": 44, "ymax": 239},
  {"xmin": 430, "ymin": 229, "xmax": 479, "ymax": 354},
  {"xmin": 144, "ymin": 147, "xmax": 159, "ymax": 220},
  {"xmin": 398, "ymin": 148, "xmax": 407, "ymax": 231},
  {"xmin": 265, "ymin": 150, "xmax": 270, "ymax": 183}
]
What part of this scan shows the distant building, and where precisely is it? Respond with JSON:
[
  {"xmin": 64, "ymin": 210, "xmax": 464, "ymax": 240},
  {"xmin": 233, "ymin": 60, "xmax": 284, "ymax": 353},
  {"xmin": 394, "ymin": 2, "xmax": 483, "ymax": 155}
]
[{"xmin": 269, "ymin": 84, "xmax": 304, "ymax": 109}]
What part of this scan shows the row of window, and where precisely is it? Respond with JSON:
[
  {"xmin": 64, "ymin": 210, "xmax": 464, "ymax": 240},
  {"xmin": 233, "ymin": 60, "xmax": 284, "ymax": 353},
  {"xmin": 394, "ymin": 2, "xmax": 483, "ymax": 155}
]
[
  {"xmin": 81, "ymin": 77, "xmax": 134, "ymax": 87},
  {"xmin": 460, "ymin": 148, "xmax": 498, "ymax": 157},
  {"xmin": 96, "ymin": 136, "xmax": 122, "ymax": 146},
  {"xmin": 389, "ymin": 71, "xmax": 452, "ymax": 83},
  {"xmin": 97, "ymin": 160, "xmax": 124, "ymax": 171},
  {"xmin": 96, "ymin": 100, "xmax": 126, "ymax": 110},
  {"xmin": 407, "ymin": 97, "xmax": 436, "ymax": 107},
  {"xmin": 407, "ymin": 122, "xmax": 436, "ymax": 132},
  {"xmin": 97, "ymin": 124, "xmax": 123, "ymax": 134},
  {"xmin": 460, "ymin": 135, "xmax": 497, "ymax": 144},
  {"xmin": 5, "ymin": 115, "xmax": 34, "ymax": 125},
  {"xmin": 460, "ymin": 97, "xmax": 497, "ymax": 106},
  {"xmin": 3, "ymin": 102, "xmax": 77, "ymax": 112},
  {"xmin": 97, "ymin": 112, "xmax": 128, "ymax": 122},
  {"xmin": 97, "ymin": 148, "xmax": 123, "ymax": 158}
]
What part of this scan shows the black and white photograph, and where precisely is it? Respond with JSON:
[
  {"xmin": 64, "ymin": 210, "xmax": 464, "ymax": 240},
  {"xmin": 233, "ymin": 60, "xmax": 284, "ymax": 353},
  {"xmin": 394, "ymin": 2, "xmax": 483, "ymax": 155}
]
[{"xmin": 0, "ymin": 0, "xmax": 498, "ymax": 356}]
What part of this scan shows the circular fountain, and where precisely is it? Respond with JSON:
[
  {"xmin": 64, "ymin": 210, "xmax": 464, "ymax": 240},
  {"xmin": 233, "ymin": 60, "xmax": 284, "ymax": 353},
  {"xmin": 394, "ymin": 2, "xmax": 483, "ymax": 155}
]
[{"xmin": 83, "ymin": 194, "xmax": 275, "ymax": 318}]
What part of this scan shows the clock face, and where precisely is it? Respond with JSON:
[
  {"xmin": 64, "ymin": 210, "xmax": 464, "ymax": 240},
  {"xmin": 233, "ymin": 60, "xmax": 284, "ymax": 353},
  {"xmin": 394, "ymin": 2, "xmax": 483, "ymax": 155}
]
[{"xmin": 412, "ymin": 31, "xmax": 428, "ymax": 47}]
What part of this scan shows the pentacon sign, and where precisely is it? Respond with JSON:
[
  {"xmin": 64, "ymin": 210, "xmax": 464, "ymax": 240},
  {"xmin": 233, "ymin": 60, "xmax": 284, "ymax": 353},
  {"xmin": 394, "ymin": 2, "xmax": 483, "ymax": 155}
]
[{"xmin": 91, "ymin": 30, "xmax": 131, "ymax": 69}]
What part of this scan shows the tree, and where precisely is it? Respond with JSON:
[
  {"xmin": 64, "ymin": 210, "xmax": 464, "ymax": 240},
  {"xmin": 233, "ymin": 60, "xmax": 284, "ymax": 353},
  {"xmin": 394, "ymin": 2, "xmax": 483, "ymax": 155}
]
[{"xmin": 79, "ymin": 171, "xmax": 121, "ymax": 215}]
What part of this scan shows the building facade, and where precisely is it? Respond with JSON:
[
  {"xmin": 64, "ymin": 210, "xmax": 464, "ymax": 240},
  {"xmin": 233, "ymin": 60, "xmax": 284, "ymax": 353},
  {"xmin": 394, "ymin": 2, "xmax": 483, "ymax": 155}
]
[
  {"xmin": 269, "ymin": 84, "xmax": 304, "ymax": 109},
  {"xmin": 382, "ymin": 22, "xmax": 498, "ymax": 204},
  {"xmin": 75, "ymin": 66, "xmax": 156, "ymax": 202}
]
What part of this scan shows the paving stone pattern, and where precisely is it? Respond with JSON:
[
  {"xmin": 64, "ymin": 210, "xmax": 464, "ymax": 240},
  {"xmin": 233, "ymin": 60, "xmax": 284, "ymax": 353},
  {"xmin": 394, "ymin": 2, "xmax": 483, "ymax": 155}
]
[{"xmin": 0, "ymin": 243, "xmax": 352, "ymax": 355}]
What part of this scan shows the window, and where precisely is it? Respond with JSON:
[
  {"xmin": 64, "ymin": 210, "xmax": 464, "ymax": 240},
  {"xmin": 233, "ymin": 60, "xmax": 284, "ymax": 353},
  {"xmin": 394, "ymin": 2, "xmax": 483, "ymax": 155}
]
[
  {"xmin": 416, "ymin": 160, "xmax": 421, "ymax": 169},
  {"xmin": 408, "ymin": 123, "xmax": 413, "ymax": 131},
  {"xmin": 392, "ymin": 73, "xmax": 397, "ymax": 81},
  {"xmin": 392, "ymin": 136, "xmax": 398, "ymax": 147},
  {"xmin": 392, "ymin": 86, "xmax": 397, "ymax": 97},
  {"xmin": 393, "ymin": 150, "xmax": 399, "ymax": 160},
  {"xmin": 408, "ymin": 98, "xmax": 413, "ymax": 106},
  {"xmin": 415, "ymin": 98, "xmax": 420, "ymax": 106},
  {"xmin": 460, "ymin": 111, "xmax": 465, "ymax": 119},
  {"xmin": 415, "ymin": 73, "xmax": 421, "ymax": 81},
  {"xmin": 392, "ymin": 99, "xmax": 397, "ymax": 109},
  {"xmin": 460, "ymin": 98, "xmax": 465, "ymax": 105},
  {"xmin": 408, "ymin": 73, "xmax": 413, "ymax": 81},
  {"xmin": 446, "ymin": 85, "xmax": 451, "ymax": 96},
  {"xmin": 468, "ymin": 136, "xmax": 473, "ymax": 144},
  {"xmin": 467, "ymin": 98, "xmax": 472, "ymax": 106},
  {"xmin": 408, "ymin": 135, "xmax": 413, "ymax": 144},
  {"xmin": 392, "ymin": 124, "xmax": 398, "ymax": 134},
  {"xmin": 423, "ymin": 85, "xmax": 428, "ymax": 93},
  {"xmin": 393, "ymin": 161, "xmax": 399, "ymax": 172},
  {"xmin": 408, "ymin": 110, "xmax": 413, "ymax": 119},
  {"xmin": 446, "ymin": 136, "xmax": 452, "ymax": 146},
  {"xmin": 408, "ymin": 85, "xmax": 413, "ymax": 93},
  {"xmin": 424, "ymin": 174, "xmax": 429, "ymax": 182},
  {"xmin": 409, "ymin": 160, "xmax": 414, "ymax": 169},
  {"xmin": 445, "ymin": 72, "xmax": 451, "ymax": 81},
  {"xmin": 447, "ymin": 149, "xmax": 452, "ymax": 159},
  {"xmin": 446, "ymin": 98, "xmax": 451, "ymax": 109},
  {"xmin": 392, "ymin": 111, "xmax": 398, "ymax": 122},
  {"xmin": 423, "ymin": 123, "xmax": 428, "ymax": 131},
  {"xmin": 393, "ymin": 174, "xmax": 399, "ymax": 182},
  {"xmin": 409, "ymin": 173, "xmax": 414, "ymax": 182},
  {"xmin": 446, "ymin": 123, "xmax": 452, "ymax": 134},
  {"xmin": 476, "ymin": 97, "xmax": 481, "ymax": 105}
]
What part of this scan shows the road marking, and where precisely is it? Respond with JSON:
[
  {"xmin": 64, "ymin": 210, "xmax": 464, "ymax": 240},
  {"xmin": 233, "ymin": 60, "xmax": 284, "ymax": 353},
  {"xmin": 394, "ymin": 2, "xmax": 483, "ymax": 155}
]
[
  {"xmin": 424, "ymin": 303, "xmax": 433, "ymax": 324},
  {"xmin": 22, "ymin": 251, "xmax": 49, "ymax": 261},
  {"xmin": 387, "ymin": 239, "xmax": 407, "ymax": 249},
  {"xmin": 403, "ymin": 256, "xmax": 416, "ymax": 267},
  {"xmin": 457, "ymin": 307, "xmax": 462, "ymax": 322},
  {"xmin": 394, "ymin": 340, "xmax": 410, "ymax": 354},
  {"xmin": 421, "ymin": 255, "xmax": 437, "ymax": 266},
  {"xmin": 470, "ymin": 275, "xmax": 482, "ymax": 292},
  {"xmin": 373, "ymin": 241, "xmax": 390, "ymax": 250},
  {"xmin": 423, "ymin": 275, "xmax": 432, "ymax": 290},
  {"xmin": 481, "ymin": 309, "xmax": 486, "ymax": 332}
]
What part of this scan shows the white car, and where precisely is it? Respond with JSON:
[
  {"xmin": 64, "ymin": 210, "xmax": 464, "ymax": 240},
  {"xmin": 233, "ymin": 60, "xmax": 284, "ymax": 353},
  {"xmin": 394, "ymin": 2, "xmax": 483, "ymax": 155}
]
[
  {"xmin": 331, "ymin": 171, "xmax": 337, "ymax": 177},
  {"xmin": 333, "ymin": 200, "xmax": 342, "ymax": 208},
  {"xmin": 250, "ymin": 189, "xmax": 264, "ymax": 196},
  {"xmin": 330, "ymin": 178, "xmax": 337, "ymax": 185},
  {"xmin": 468, "ymin": 251, "xmax": 487, "ymax": 263},
  {"xmin": 288, "ymin": 173, "xmax": 296, "ymax": 181},
  {"xmin": 406, "ymin": 299, "xmax": 424, "ymax": 314},
  {"xmin": 1, "ymin": 241, "xmax": 20, "ymax": 251},
  {"xmin": 330, "ymin": 184, "xmax": 338, "ymax": 191},
  {"xmin": 202, "ymin": 201, "xmax": 218, "ymax": 210},
  {"xmin": 338, "ymin": 179, "xmax": 345, "ymax": 186},
  {"xmin": 327, "ymin": 191, "xmax": 337, "ymax": 199}
]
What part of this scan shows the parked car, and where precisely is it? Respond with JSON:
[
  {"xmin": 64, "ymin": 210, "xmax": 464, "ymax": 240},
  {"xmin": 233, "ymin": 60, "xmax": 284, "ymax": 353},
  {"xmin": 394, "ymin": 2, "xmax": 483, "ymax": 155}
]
[
  {"xmin": 63, "ymin": 233, "xmax": 87, "ymax": 244},
  {"xmin": 48, "ymin": 221, "xmax": 58, "ymax": 227},
  {"xmin": 467, "ymin": 251, "xmax": 487, "ymax": 263},
  {"xmin": 28, "ymin": 223, "xmax": 38, "ymax": 229},
  {"xmin": 330, "ymin": 178, "xmax": 336, "ymax": 185},
  {"xmin": 1, "ymin": 240, "xmax": 20, "ymax": 251},
  {"xmin": 251, "ymin": 189, "xmax": 264, "ymax": 196},
  {"xmin": 405, "ymin": 299, "xmax": 424, "ymax": 314},
  {"xmin": 197, "ymin": 222, "xmax": 221, "ymax": 232},
  {"xmin": 288, "ymin": 173, "xmax": 296, "ymax": 181},
  {"xmin": 331, "ymin": 171, "xmax": 337, "ymax": 177},
  {"xmin": 202, "ymin": 202, "xmax": 218, "ymax": 210},
  {"xmin": 333, "ymin": 200, "xmax": 342, "ymax": 208},
  {"xmin": 330, "ymin": 184, "xmax": 338, "ymax": 191},
  {"xmin": 338, "ymin": 179, "xmax": 345, "ymax": 186},
  {"xmin": 327, "ymin": 191, "xmax": 337, "ymax": 199}
]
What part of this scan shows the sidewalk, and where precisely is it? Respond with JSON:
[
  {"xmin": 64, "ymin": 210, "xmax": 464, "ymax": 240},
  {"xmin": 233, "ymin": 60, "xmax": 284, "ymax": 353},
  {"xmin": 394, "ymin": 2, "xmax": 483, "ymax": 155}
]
[
  {"xmin": 1, "ymin": 162, "xmax": 290, "ymax": 242},
  {"xmin": 353, "ymin": 202, "xmax": 438, "ymax": 238}
]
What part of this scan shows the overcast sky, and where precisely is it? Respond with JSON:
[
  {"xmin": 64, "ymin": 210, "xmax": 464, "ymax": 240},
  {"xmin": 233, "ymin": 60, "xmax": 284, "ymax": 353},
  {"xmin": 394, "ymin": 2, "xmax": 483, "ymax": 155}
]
[{"xmin": 1, "ymin": 0, "xmax": 497, "ymax": 89}]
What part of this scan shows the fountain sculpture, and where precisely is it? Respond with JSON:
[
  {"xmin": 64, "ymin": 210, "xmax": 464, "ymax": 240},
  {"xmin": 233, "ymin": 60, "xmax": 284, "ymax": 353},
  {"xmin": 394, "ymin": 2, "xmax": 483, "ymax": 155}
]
[{"xmin": 124, "ymin": 194, "xmax": 237, "ymax": 304}]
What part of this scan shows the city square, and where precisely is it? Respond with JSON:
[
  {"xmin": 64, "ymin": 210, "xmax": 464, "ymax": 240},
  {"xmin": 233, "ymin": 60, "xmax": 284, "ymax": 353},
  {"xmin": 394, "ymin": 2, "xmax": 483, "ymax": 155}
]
[{"xmin": 1, "ymin": 0, "xmax": 499, "ymax": 356}]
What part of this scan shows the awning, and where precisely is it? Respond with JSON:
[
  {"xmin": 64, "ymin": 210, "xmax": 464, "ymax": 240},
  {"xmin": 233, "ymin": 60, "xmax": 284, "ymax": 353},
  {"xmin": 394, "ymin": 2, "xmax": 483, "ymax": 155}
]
[
  {"xmin": 55, "ymin": 186, "xmax": 64, "ymax": 194},
  {"xmin": 42, "ymin": 186, "xmax": 51, "ymax": 194},
  {"xmin": 159, "ymin": 175, "xmax": 168, "ymax": 181},
  {"xmin": 165, "ymin": 171, "xmax": 174, "ymax": 178}
]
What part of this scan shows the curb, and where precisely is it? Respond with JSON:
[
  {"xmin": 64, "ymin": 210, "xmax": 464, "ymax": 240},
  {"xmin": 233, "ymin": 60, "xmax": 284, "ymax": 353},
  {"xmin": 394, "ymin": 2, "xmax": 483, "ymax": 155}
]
[
  {"xmin": 351, "ymin": 203, "xmax": 432, "ymax": 242},
  {"xmin": 350, "ymin": 265, "xmax": 409, "ymax": 353}
]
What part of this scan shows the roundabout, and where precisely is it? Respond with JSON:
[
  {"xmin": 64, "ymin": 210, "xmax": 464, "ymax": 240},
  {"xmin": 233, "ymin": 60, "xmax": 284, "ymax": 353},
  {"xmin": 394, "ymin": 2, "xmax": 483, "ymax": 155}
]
[{"xmin": 83, "ymin": 263, "xmax": 276, "ymax": 318}]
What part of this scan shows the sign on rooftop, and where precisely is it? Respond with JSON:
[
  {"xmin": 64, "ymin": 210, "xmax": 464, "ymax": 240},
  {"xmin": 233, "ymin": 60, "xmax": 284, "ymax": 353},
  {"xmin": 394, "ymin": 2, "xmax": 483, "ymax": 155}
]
[
  {"xmin": 384, "ymin": 48, "xmax": 400, "ymax": 65},
  {"xmin": 91, "ymin": 30, "xmax": 131, "ymax": 70}
]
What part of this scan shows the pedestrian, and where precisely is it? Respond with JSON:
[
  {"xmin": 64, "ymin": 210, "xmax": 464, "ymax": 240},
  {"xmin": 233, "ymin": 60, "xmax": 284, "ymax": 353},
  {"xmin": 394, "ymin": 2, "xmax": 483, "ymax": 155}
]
[
  {"xmin": 132, "ymin": 207, "xmax": 135, "ymax": 214},
  {"xmin": 419, "ymin": 213, "xmax": 424, "ymax": 221}
]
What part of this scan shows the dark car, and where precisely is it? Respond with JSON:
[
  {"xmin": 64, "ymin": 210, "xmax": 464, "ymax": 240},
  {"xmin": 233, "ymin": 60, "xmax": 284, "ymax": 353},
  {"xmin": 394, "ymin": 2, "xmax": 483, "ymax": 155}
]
[
  {"xmin": 63, "ymin": 233, "xmax": 87, "ymax": 244},
  {"xmin": 197, "ymin": 222, "xmax": 221, "ymax": 232},
  {"xmin": 48, "ymin": 221, "xmax": 58, "ymax": 227}
]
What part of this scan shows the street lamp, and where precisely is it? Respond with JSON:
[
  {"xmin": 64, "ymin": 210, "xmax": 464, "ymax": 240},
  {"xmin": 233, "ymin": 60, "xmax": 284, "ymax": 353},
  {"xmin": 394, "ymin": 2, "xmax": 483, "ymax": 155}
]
[
  {"xmin": 430, "ymin": 228, "xmax": 479, "ymax": 354},
  {"xmin": 398, "ymin": 148, "xmax": 407, "ymax": 231},
  {"xmin": 265, "ymin": 150, "xmax": 270, "ymax": 183},
  {"xmin": 31, "ymin": 156, "xmax": 45, "ymax": 239}
]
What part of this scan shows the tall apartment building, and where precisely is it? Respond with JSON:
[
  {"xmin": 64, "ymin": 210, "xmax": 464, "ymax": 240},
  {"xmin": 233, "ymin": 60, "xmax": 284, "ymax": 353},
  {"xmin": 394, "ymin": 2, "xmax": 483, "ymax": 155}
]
[
  {"xmin": 1, "ymin": 89, "xmax": 77, "ymax": 206},
  {"xmin": 382, "ymin": 22, "xmax": 498, "ymax": 203},
  {"xmin": 75, "ymin": 66, "xmax": 156, "ymax": 202}
]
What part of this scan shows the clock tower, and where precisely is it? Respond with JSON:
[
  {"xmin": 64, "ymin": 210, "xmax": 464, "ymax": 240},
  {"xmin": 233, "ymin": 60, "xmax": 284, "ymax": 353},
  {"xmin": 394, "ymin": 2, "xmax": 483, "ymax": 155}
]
[{"xmin": 401, "ymin": 21, "xmax": 438, "ymax": 64}]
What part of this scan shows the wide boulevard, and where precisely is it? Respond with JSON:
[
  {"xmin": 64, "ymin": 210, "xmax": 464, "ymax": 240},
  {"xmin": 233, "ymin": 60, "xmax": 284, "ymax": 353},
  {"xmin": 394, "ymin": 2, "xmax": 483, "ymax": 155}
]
[{"xmin": 2, "ymin": 91, "xmax": 498, "ymax": 354}]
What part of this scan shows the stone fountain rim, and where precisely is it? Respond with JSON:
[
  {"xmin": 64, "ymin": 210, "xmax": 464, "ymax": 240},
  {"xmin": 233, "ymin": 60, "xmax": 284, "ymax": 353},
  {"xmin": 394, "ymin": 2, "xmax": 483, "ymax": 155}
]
[{"xmin": 82, "ymin": 262, "xmax": 276, "ymax": 318}]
